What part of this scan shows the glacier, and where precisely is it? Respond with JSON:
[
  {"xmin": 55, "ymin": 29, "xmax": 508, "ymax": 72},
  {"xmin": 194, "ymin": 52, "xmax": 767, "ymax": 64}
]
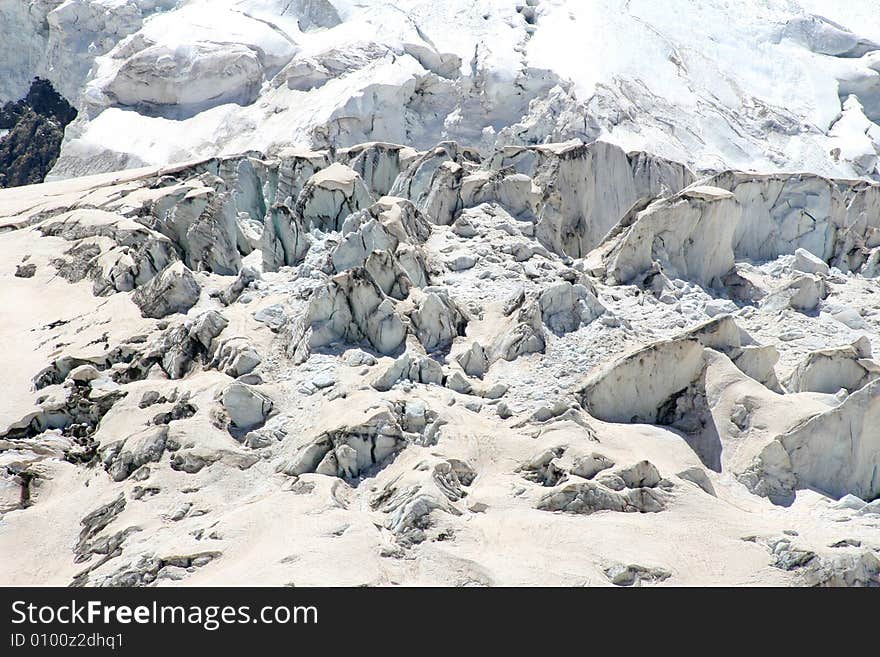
[
  {"xmin": 0, "ymin": 0, "xmax": 879, "ymax": 181},
  {"xmin": 2, "ymin": 0, "xmax": 880, "ymax": 588}
]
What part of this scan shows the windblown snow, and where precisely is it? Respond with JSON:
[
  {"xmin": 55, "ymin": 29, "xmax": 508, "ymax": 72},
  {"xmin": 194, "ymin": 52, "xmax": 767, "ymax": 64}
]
[{"xmin": 1, "ymin": 1, "xmax": 880, "ymax": 587}]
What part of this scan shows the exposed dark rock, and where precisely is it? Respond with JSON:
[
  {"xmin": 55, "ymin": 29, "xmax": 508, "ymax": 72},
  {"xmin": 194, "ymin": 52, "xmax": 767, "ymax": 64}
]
[
  {"xmin": 0, "ymin": 78, "xmax": 77, "ymax": 188},
  {"xmin": 14, "ymin": 263, "xmax": 36, "ymax": 278}
]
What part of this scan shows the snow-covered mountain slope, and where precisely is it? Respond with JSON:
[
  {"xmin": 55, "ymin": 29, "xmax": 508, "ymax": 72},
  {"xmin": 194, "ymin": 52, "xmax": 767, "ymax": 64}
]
[
  {"xmin": 3, "ymin": 1, "xmax": 880, "ymax": 588},
  {"xmin": 3, "ymin": 142, "xmax": 880, "ymax": 587},
  {"xmin": 2, "ymin": 0, "xmax": 880, "ymax": 180}
]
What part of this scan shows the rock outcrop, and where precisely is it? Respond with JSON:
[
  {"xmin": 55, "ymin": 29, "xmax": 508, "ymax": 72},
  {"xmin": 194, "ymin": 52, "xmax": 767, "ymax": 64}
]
[{"xmin": 0, "ymin": 78, "xmax": 76, "ymax": 188}]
